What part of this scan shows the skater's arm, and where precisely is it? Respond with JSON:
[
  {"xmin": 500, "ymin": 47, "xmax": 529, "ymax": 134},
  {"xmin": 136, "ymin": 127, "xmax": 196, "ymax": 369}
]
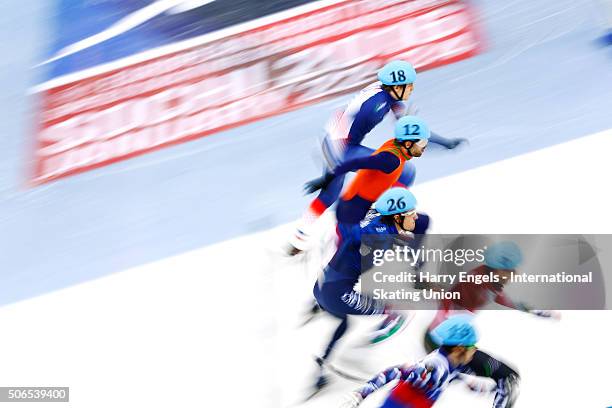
[
  {"xmin": 455, "ymin": 374, "xmax": 497, "ymax": 394},
  {"xmin": 304, "ymin": 152, "xmax": 400, "ymax": 194},
  {"xmin": 391, "ymin": 101, "xmax": 408, "ymax": 118},
  {"xmin": 391, "ymin": 101, "xmax": 419, "ymax": 118},
  {"xmin": 334, "ymin": 152, "xmax": 400, "ymax": 175},
  {"xmin": 355, "ymin": 362, "xmax": 441, "ymax": 399},
  {"xmin": 342, "ymin": 363, "xmax": 438, "ymax": 407},
  {"xmin": 495, "ymin": 294, "xmax": 560, "ymax": 319},
  {"xmin": 429, "ymin": 131, "xmax": 468, "ymax": 150},
  {"xmin": 493, "ymin": 292, "xmax": 518, "ymax": 309},
  {"xmin": 390, "ymin": 101, "xmax": 466, "ymax": 150},
  {"xmin": 354, "ymin": 365, "xmax": 408, "ymax": 399},
  {"xmin": 346, "ymin": 93, "xmax": 393, "ymax": 145}
]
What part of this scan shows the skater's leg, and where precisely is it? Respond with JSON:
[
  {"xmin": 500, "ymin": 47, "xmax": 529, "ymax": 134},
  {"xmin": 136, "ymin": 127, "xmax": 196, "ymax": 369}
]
[
  {"xmin": 312, "ymin": 282, "xmax": 352, "ymax": 393},
  {"xmin": 289, "ymin": 174, "xmax": 345, "ymax": 254},
  {"xmin": 301, "ymin": 143, "xmax": 374, "ymax": 222},
  {"xmin": 289, "ymin": 144, "xmax": 374, "ymax": 254},
  {"xmin": 313, "ymin": 282, "xmax": 350, "ymax": 363},
  {"xmin": 316, "ymin": 279, "xmax": 407, "ymax": 345},
  {"xmin": 314, "ymin": 280, "xmax": 386, "ymax": 320},
  {"xmin": 314, "ymin": 316, "xmax": 349, "ymax": 389},
  {"xmin": 321, "ymin": 316, "xmax": 349, "ymax": 361}
]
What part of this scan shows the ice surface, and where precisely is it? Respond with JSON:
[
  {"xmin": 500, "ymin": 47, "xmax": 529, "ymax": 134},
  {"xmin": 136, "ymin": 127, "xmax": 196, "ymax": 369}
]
[{"xmin": 0, "ymin": 131, "xmax": 610, "ymax": 407}]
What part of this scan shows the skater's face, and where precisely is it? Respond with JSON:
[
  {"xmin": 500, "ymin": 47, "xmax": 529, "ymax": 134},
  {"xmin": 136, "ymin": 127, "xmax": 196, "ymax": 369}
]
[
  {"xmin": 451, "ymin": 346, "xmax": 478, "ymax": 365},
  {"xmin": 395, "ymin": 211, "xmax": 417, "ymax": 231},
  {"xmin": 460, "ymin": 346, "xmax": 478, "ymax": 364},
  {"xmin": 393, "ymin": 83, "xmax": 414, "ymax": 101},
  {"xmin": 404, "ymin": 140, "xmax": 427, "ymax": 157}
]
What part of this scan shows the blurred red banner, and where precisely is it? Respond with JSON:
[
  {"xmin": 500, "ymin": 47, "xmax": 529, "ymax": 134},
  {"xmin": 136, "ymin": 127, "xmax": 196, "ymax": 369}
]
[{"xmin": 32, "ymin": 0, "xmax": 482, "ymax": 184}]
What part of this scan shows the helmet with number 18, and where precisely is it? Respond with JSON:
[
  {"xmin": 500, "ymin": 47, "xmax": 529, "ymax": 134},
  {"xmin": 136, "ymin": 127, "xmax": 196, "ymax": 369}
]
[
  {"xmin": 377, "ymin": 60, "xmax": 417, "ymax": 101},
  {"xmin": 378, "ymin": 60, "xmax": 417, "ymax": 85}
]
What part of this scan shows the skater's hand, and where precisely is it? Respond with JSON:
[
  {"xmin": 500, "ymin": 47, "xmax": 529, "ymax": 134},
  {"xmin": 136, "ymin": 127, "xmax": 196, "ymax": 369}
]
[
  {"xmin": 339, "ymin": 391, "xmax": 363, "ymax": 408},
  {"xmin": 304, "ymin": 172, "xmax": 335, "ymax": 194},
  {"xmin": 461, "ymin": 375, "xmax": 496, "ymax": 394},
  {"xmin": 530, "ymin": 309, "xmax": 561, "ymax": 320},
  {"xmin": 445, "ymin": 138, "xmax": 468, "ymax": 149}
]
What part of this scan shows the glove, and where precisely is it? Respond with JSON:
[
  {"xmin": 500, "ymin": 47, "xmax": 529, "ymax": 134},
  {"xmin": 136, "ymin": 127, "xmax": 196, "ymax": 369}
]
[
  {"xmin": 445, "ymin": 138, "xmax": 468, "ymax": 149},
  {"xmin": 304, "ymin": 172, "xmax": 335, "ymax": 194},
  {"xmin": 406, "ymin": 365, "xmax": 432, "ymax": 389},
  {"xmin": 339, "ymin": 391, "xmax": 363, "ymax": 408},
  {"xmin": 530, "ymin": 309, "xmax": 561, "ymax": 320},
  {"xmin": 462, "ymin": 376, "xmax": 496, "ymax": 394}
]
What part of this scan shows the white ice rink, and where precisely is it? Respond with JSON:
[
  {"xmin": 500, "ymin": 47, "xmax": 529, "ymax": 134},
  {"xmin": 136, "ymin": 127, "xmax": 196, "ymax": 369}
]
[{"xmin": 1, "ymin": 129, "xmax": 611, "ymax": 408}]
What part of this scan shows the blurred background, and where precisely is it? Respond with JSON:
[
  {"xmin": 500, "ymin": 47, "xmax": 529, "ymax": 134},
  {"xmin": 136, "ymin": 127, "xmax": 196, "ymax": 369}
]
[
  {"xmin": 0, "ymin": 1, "xmax": 612, "ymax": 406},
  {"xmin": 2, "ymin": 0, "xmax": 611, "ymax": 304}
]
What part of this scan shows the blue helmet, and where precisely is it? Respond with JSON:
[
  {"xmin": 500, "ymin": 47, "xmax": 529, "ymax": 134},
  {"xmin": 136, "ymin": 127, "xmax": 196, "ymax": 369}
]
[
  {"xmin": 378, "ymin": 60, "xmax": 416, "ymax": 86},
  {"xmin": 375, "ymin": 187, "xmax": 417, "ymax": 216},
  {"xmin": 430, "ymin": 315, "xmax": 479, "ymax": 347},
  {"xmin": 484, "ymin": 241, "xmax": 523, "ymax": 270},
  {"xmin": 395, "ymin": 115, "xmax": 430, "ymax": 142}
]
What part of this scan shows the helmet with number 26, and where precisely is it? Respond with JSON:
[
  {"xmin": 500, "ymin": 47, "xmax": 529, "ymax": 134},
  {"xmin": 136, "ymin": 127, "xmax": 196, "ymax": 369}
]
[
  {"xmin": 378, "ymin": 60, "xmax": 417, "ymax": 86},
  {"xmin": 375, "ymin": 187, "xmax": 417, "ymax": 216}
]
